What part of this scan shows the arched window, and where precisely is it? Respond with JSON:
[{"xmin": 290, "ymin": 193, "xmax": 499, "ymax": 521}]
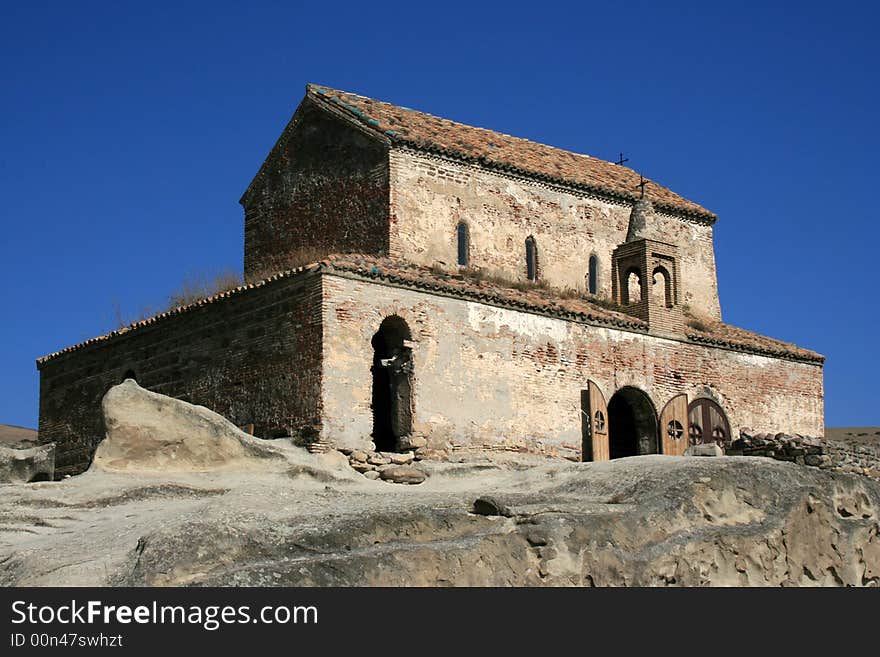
[
  {"xmin": 624, "ymin": 267, "xmax": 642, "ymax": 305},
  {"xmin": 588, "ymin": 254, "xmax": 598, "ymax": 295},
  {"xmin": 456, "ymin": 221, "xmax": 469, "ymax": 267},
  {"xmin": 525, "ymin": 236, "xmax": 538, "ymax": 281},
  {"xmin": 652, "ymin": 266, "xmax": 673, "ymax": 307}
]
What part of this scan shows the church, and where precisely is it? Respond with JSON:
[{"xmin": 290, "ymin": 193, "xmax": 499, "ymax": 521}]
[{"xmin": 37, "ymin": 84, "xmax": 825, "ymax": 477}]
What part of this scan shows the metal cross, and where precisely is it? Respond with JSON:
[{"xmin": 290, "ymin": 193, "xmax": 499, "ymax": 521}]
[
  {"xmin": 615, "ymin": 152, "xmax": 629, "ymax": 166},
  {"xmin": 636, "ymin": 175, "xmax": 648, "ymax": 199}
]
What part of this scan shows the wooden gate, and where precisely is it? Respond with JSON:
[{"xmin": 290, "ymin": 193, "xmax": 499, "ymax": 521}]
[
  {"xmin": 659, "ymin": 394, "xmax": 689, "ymax": 456},
  {"xmin": 581, "ymin": 380, "xmax": 609, "ymax": 462},
  {"xmin": 687, "ymin": 398, "xmax": 731, "ymax": 447}
]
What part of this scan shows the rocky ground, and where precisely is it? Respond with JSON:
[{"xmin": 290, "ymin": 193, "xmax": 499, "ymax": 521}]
[{"xmin": 1, "ymin": 385, "xmax": 879, "ymax": 587}]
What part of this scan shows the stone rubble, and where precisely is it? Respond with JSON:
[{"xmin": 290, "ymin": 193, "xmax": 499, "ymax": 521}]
[
  {"xmin": 341, "ymin": 444, "xmax": 431, "ymax": 484},
  {"xmin": 730, "ymin": 430, "xmax": 880, "ymax": 481}
]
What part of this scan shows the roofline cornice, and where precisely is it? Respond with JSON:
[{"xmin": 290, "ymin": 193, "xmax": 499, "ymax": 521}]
[
  {"xmin": 38, "ymin": 259, "xmax": 821, "ymax": 368},
  {"xmin": 323, "ymin": 266, "xmax": 822, "ymax": 365}
]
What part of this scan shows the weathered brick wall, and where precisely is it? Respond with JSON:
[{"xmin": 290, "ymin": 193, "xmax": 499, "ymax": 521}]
[
  {"xmin": 388, "ymin": 149, "xmax": 722, "ymax": 320},
  {"xmin": 241, "ymin": 100, "xmax": 390, "ymax": 282},
  {"xmin": 320, "ymin": 274, "xmax": 822, "ymax": 458},
  {"xmin": 38, "ymin": 274, "xmax": 324, "ymax": 477}
]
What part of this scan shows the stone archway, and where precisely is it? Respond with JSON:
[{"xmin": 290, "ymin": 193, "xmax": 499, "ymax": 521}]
[
  {"xmin": 370, "ymin": 316, "xmax": 414, "ymax": 452},
  {"xmin": 607, "ymin": 386, "xmax": 658, "ymax": 458}
]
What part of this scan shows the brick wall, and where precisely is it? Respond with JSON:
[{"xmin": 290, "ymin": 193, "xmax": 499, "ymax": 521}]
[
  {"xmin": 38, "ymin": 274, "xmax": 324, "ymax": 477},
  {"xmin": 320, "ymin": 273, "xmax": 822, "ymax": 458},
  {"xmin": 388, "ymin": 149, "xmax": 722, "ymax": 320},
  {"xmin": 241, "ymin": 100, "xmax": 390, "ymax": 282}
]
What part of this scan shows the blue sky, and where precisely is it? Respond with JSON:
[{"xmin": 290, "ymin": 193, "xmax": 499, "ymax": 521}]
[{"xmin": 1, "ymin": 1, "xmax": 877, "ymax": 428}]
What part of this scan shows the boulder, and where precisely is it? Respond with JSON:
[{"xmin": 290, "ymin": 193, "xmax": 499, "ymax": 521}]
[
  {"xmin": 380, "ymin": 466, "xmax": 426, "ymax": 485},
  {"xmin": 0, "ymin": 443, "xmax": 54, "ymax": 483},
  {"xmin": 92, "ymin": 380, "xmax": 285, "ymax": 472},
  {"xmin": 397, "ymin": 434, "xmax": 427, "ymax": 450}
]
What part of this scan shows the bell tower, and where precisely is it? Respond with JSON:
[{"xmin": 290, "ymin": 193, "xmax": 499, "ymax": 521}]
[{"xmin": 611, "ymin": 181, "xmax": 686, "ymax": 336}]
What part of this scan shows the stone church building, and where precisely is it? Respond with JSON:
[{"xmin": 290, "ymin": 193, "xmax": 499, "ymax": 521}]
[{"xmin": 37, "ymin": 84, "xmax": 825, "ymax": 477}]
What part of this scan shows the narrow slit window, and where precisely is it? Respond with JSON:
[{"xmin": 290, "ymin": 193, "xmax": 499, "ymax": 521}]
[
  {"xmin": 456, "ymin": 221, "xmax": 469, "ymax": 267},
  {"xmin": 525, "ymin": 236, "xmax": 538, "ymax": 281},
  {"xmin": 588, "ymin": 255, "xmax": 598, "ymax": 295}
]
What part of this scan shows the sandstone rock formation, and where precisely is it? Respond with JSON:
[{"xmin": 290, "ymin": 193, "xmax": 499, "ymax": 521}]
[
  {"xmin": 1, "ymin": 384, "xmax": 877, "ymax": 586},
  {"xmin": 93, "ymin": 380, "xmax": 291, "ymax": 472},
  {"xmin": 1, "ymin": 450, "xmax": 878, "ymax": 586}
]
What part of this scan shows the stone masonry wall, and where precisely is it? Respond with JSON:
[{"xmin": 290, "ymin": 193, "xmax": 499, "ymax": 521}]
[
  {"xmin": 388, "ymin": 149, "xmax": 722, "ymax": 320},
  {"xmin": 38, "ymin": 274, "xmax": 324, "ymax": 477},
  {"xmin": 729, "ymin": 431, "xmax": 880, "ymax": 481},
  {"xmin": 241, "ymin": 100, "xmax": 389, "ymax": 282},
  {"xmin": 320, "ymin": 274, "xmax": 823, "ymax": 459}
]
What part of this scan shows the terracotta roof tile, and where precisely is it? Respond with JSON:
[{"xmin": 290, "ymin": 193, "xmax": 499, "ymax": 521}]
[
  {"xmin": 325, "ymin": 254, "xmax": 646, "ymax": 330},
  {"xmin": 307, "ymin": 84, "xmax": 715, "ymax": 221},
  {"xmin": 37, "ymin": 255, "xmax": 822, "ymax": 366},
  {"xmin": 686, "ymin": 320, "xmax": 824, "ymax": 364}
]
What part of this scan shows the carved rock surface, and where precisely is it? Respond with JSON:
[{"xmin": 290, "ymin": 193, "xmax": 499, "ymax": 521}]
[{"xmin": 1, "ymin": 452, "xmax": 878, "ymax": 586}]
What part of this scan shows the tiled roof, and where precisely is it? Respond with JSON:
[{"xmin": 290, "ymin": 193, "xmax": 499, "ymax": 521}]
[
  {"xmin": 306, "ymin": 84, "xmax": 716, "ymax": 222},
  {"xmin": 36, "ymin": 263, "xmax": 323, "ymax": 366},
  {"xmin": 686, "ymin": 320, "xmax": 824, "ymax": 364},
  {"xmin": 38, "ymin": 255, "xmax": 823, "ymax": 366},
  {"xmin": 329, "ymin": 255, "xmax": 823, "ymax": 363},
  {"xmin": 326, "ymin": 255, "xmax": 646, "ymax": 330}
]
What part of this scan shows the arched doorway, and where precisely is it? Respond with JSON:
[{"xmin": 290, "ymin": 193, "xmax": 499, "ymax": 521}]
[
  {"xmin": 688, "ymin": 398, "xmax": 730, "ymax": 448},
  {"xmin": 607, "ymin": 387, "xmax": 658, "ymax": 458},
  {"xmin": 371, "ymin": 316, "xmax": 414, "ymax": 452}
]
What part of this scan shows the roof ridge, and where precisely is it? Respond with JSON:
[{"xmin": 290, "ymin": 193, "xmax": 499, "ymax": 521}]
[{"xmin": 308, "ymin": 83, "xmax": 603, "ymax": 161}]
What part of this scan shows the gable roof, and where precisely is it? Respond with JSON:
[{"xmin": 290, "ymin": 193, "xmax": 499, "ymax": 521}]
[
  {"xmin": 306, "ymin": 84, "xmax": 716, "ymax": 222},
  {"xmin": 37, "ymin": 254, "xmax": 822, "ymax": 366}
]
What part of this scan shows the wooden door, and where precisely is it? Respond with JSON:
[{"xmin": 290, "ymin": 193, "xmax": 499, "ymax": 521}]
[
  {"xmin": 581, "ymin": 380, "xmax": 609, "ymax": 462},
  {"xmin": 687, "ymin": 398, "xmax": 731, "ymax": 447},
  {"xmin": 659, "ymin": 394, "xmax": 689, "ymax": 456}
]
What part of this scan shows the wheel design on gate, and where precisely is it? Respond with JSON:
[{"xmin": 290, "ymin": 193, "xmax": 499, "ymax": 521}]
[{"xmin": 687, "ymin": 398, "xmax": 730, "ymax": 449}]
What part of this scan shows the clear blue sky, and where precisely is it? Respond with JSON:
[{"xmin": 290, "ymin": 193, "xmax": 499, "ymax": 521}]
[{"xmin": 1, "ymin": 1, "xmax": 876, "ymax": 429}]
